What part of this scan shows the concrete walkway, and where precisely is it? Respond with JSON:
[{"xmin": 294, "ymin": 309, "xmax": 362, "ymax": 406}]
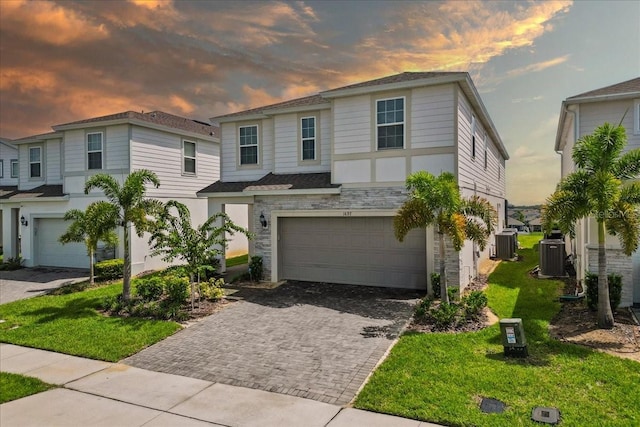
[
  {"xmin": 0, "ymin": 267, "xmax": 89, "ymax": 304},
  {"xmin": 0, "ymin": 344, "xmax": 441, "ymax": 427}
]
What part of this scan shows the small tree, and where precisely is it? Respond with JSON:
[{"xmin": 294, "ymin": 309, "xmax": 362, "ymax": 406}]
[
  {"xmin": 394, "ymin": 171, "xmax": 497, "ymax": 303},
  {"xmin": 59, "ymin": 201, "xmax": 119, "ymax": 285},
  {"xmin": 148, "ymin": 200, "xmax": 252, "ymax": 308},
  {"xmin": 85, "ymin": 170, "xmax": 161, "ymax": 301}
]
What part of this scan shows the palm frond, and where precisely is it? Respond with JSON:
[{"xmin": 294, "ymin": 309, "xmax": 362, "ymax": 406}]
[{"xmin": 393, "ymin": 197, "xmax": 434, "ymax": 242}]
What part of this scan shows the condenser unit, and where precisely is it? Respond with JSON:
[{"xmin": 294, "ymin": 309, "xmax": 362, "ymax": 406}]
[
  {"xmin": 539, "ymin": 239, "xmax": 566, "ymax": 278},
  {"xmin": 495, "ymin": 230, "xmax": 517, "ymax": 260}
]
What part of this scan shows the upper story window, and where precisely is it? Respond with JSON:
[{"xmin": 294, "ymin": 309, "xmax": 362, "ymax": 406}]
[
  {"xmin": 0, "ymin": 160, "xmax": 3, "ymax": 178},
  {"xmin": 10, "ymin": 159, "xmax": 18, "ymax": 178},
  {"xmin": 471, "ymin": 115, "xmax": 477, "ymax": 159},
  {"xmin": 483, "ymin": 134, "xmax": 488, "ymax": 169},
  {"xmin": 239, "ymin": 125, "xmax": 258, "ymax": 165},
  {"xmin": 183, "ymin": 140, "xmax": 196, "ymax": 174},
  {"xmin": 29, "ymin": 146, "xmax": 42, "ymax": 178},
  {"xmin": 634, "ymin": 99, "xmax": 640, "ymax": 135},
  {"xmin": 376, "ymin": 97, "xmax": 404, "ymax": 150},
  {"xmin": 87, "ymin": 132, "xmax": 103, "ymax": 170},
  {"xmin": 301, "ymin": 116, "xmax": 316, "ymax": 160}
]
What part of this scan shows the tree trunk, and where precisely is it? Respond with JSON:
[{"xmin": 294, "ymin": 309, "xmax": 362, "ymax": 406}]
[
  {"xmin": 439, "ymin": 231, "xmax": 449, "ymax": 303},
  {"xmin": 122, "ymin": 223, "xmax": 131, "ymax": 302},
  {"xmin": 597, "ymin": 220, "xmax": 614, "ymax": 328},
  {"xmin": 89, "ymin": 248, "xmax": 95, "ymax": 286}
]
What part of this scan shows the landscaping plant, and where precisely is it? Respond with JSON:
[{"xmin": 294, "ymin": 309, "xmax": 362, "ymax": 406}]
[
  {"xmin": 584, "ymin": 272, "xmax": 623, "ymax": 312},
  {"xmin": 95, "ymin": 259, "xmax": 124, "ymax": 281}
]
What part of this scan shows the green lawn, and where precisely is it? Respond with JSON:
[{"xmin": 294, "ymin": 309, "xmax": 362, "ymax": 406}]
[
  {"xmin": 355, "ymin": 234, "xmax": 640, "ymax": 426},
  {"xmin": 0, "ymin": 283, "xmax": 181, "ymax": 362},
  {"xmin": 0, "ymin": 372, "xmax": 55, "ymax": 403},
  {"xmin": 226, "ymin": 253, "xmax": 248, "ymax": 267}
]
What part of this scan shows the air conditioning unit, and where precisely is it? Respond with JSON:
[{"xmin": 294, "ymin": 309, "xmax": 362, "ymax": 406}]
[
  {"xmin": 539, "ymin": 239, "xmax": 566, "ymax": 278},
  {"xmin": 496, "ymin": 230, "xmax": 517, "ymax": 260}
]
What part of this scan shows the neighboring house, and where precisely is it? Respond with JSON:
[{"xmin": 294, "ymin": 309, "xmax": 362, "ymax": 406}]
[
  {"xmin": 0, "ymin": 111, "xmax": 231, "ymax": 274},
  {"xmin": 528, "ymin": 217, "xmax": 543, "ymax": 233},
  {"xmin": 199, "ymin": 72, "xmax": 509, "ymax": 294},
  {"xmin": 554, "ymin": 77, "xmax": 640, "ymax": 307},
  {"xmin": 507, "ymin": 217, "xmax": 526, "ymax": 232},
  {"xmin": 0, "ymin": 138, "xmax": 19, "ymax": 251}
]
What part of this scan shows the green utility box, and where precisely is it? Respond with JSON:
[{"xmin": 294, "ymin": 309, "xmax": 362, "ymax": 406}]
[{"xmin": 499, "ymin": 318, "xmax": 528, "ymax": 357}]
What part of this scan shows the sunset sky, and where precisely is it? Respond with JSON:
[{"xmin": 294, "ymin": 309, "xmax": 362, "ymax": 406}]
[{"xmin": 1, "ymin": 0, "xmax": 638, "ymax": 205}]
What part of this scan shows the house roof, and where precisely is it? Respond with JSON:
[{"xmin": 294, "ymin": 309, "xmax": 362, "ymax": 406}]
[
  {"xmin": 197, "ymin": 172, "xmax": 340, "ymax": 195},
  {"xmin": 320, "ymin": 71, "xmax": 467, "ymax": 96},
  {"xmin": 528, "ymin": 217, "xmax": 542, "ymax": 226},
  {"xmin": 51, "ymin": 111, "xmax": 218, "ymax": 137},
  {"xmin": 0, "ymin": 185, "xmax": 66, "ymax": 200},
  {"xmin": 0, "ymin": 137, "xmax": 17, "ymax": 150},
  {"xmin": 507, "ymin": 217, "xmax": 525, "ymax": 226},
  {"xmin": 214, "ymin": 95, "xmax": 328, "ymax": 120},
  {"xmin": 11, "ymin": 132, "xmax": 63, "ymax": 144}
]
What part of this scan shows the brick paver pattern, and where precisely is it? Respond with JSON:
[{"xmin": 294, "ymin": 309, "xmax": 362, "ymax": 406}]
[{"xmin": 124, "ymin": 281, "xmax": 419, "ymax": 405}]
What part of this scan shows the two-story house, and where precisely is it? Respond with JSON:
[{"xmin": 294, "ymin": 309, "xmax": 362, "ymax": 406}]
[
  {"xmin": 199, "ymin": 72, "xmax": 509, "ymax": 294},
  {"xmin": 0, "ymin": 111, "xmax": 227, "ymax": 274},
  {"xmin": 554, "ymin": 77, "xmax": 640, "ymax": 307},
  {"xmin": 1, "ymin": 137, "xmax": 19, "ymax": 252}
]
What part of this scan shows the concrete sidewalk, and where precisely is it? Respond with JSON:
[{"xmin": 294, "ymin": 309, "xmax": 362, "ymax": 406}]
[{"xmin": 0, "ymin": 344, "xmax": 440, "ymax": 427}]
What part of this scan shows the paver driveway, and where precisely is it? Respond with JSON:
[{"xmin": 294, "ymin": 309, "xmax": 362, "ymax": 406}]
[
  {"xmin": 0, "ymin": 267, "xmax": 89, "ymax": 304},
  {"xmin": 124, "ymin": 281, "xmax": 421, "ymax": 405}
]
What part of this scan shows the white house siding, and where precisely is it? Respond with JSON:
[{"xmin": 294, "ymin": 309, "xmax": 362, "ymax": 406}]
[
  {"xmin": 587, "ymin": 247, "xmax": 634, "ymax": 308},
  {"xmin": 411, "ymin": 154, "xmax": 455, "ymax": 175},
  {"xmin": 274, "ymin": 114, "xmax": 298, "ymax": 173},
  {"xmin": 129, "ymin": 126, "xmax": 219, "ymax": 198},
  {"xmin": 320, "ymin": 109, "xmax": 331, "ymax": 169},
  {"xmin": 579, "ymin": 100, "xmax": 640, "ymax": 151},
  {"xmin": 105, "ymin": 125, "xmax": 130, "ymax": 170},
  {"xmin": 220, "ymin": 120, "xmax": 274, "ymax": 182},
  {"xmin": 45, "ymin": 139, "xmax": 62, "ymax": 185},
  {"xmin": 63, "ymin": 129, "xmax": 86, "ymax": 173},
  {"xmin": 333, "ymin": 95, "xmax": 371, "ymax": 155},
  {"xmin": 411, "ymin": 84, "xmax": 455, "ymax": 149},
  {"xmin": 0, "ymin": 143, "xmax": 18, "ymax": 186}
]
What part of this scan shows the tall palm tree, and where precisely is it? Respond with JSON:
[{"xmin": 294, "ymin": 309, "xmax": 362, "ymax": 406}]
[
  {"xmin": 394, "ymin": 171, "xmax": 497, "ymax": 303},
  {"xmin": 85, "ymin": 170, "xmax": 161, "ymax": 301},
  {"xmin": 59, "ymin": 201, "xmax": 119, "ymax": 285},
  {"xmin": 542, "ymin": 123, "xmax": 640, "ymax": 328}
]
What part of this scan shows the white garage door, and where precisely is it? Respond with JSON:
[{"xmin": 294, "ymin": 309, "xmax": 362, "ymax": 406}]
[
  {"xmin": 279, "ymin": 217, "xmax": 426, "ymax": 289},
  {"xmin": 35, "ymin": 218, "xmax": 89, "ymax": 269}
]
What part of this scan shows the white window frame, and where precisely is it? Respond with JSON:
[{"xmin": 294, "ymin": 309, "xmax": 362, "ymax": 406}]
[
  {"xmin": 183, "ymin": 140, "xmax": 197, "ymax": 175},
  {"xmin": 376, "ymin": 96, "xmax": 405, "ymax": 150},
  {"xmin": 238, "ymin": 125, "xmax": 259, "ymax": 166},
  {"xmin": 10, "ymin": 159, "xmax": 18, "ymax": 178},
  {"xmin": 634, "ymin": 99, "xmax": 640, "ymax": 135},
  {"xmin": 300, "ymin": 116, "xmax": 316, "ymax": 161},
  {"xmin": 87, "ymin": 132, "xmax": 103, "ymax": 170},
  {"xmin": 471, "ymin": 115, "xmax": 477, "ymax": 159},
  {"xmin": 483, "ymin": 133, "xmax": 488, "ymax": 169},
  {"xmin": 29, "ymin": 146, "xmax": 42, "ymax": 179}
]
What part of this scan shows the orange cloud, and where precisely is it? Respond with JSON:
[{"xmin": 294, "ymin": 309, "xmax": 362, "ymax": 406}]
[
  {"xmin": 169, "ymin": 95, "xmax": 195, "ymax": 114},
  {"xmin": 1, "ymin": 0, "xmax": 108, "ymax": 45}
]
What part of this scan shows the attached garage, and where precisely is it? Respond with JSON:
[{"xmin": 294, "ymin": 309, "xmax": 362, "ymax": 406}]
[
  {"xmin": 278, "ymin": 216, "xmax": 426, "ymax": 289},
  {"xmin": 34, "ymin": 218, "xmax": 89, "ymax": 269}
]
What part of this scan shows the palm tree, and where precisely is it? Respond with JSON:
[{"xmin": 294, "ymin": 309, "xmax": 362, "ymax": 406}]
[
  {"xmin": 59, "ymin": 201, "xmax": 119, "ymax": 285},
  {"xmin": 542, "ymin": 123, "xmax": 640, "ymax": 328},
  {"xmin": 85, "ymin": 170, "xmax": 161, "ymax": 301},
  {"xmin": 394, "ymin": 171, "xmax": 497, "ymax": 303}
]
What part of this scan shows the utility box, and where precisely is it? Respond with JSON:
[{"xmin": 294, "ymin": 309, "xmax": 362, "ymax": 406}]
[
  {"xmin": 539, "ymin": 239, "xmax": 566, "ymax": 278},
  {"xmin": 499, "ymin": 318, "xmax": 528, "ymax": 357},
  {"xmin": 495, "ymin": 230, "xmax": 517, "ymax": 260}
]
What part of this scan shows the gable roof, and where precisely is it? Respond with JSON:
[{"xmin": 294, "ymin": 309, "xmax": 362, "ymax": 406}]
[
  {"xmin": 52, "ymin": 110, "xmax": 217, "ymax": 138},
  {"xmin": 211, "ymin": 71, "xmax": 508, "ymax": 160},
  {"xmin": 567, "ymin": 77, "xmax": 640, "ymax": 102},
  {"xmin": 0, "ymin": 137, "xmax": 17, "ymax": 150}
]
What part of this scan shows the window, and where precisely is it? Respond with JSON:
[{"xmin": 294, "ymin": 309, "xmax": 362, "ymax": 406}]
[
  {"xmin": 376, "ymin": 97, "xmax": 404, "ymax": 150},
  {"xmin": 471, "ymin": 115, "xmax": 476, "ymax": 159},
  {"xmin": 87, "ymin": 132, "xmax": 103, "ymax": 170},
  {"xmin": 10, "ymin": 159, "xmax": 18, "ymax": 178},
  {"xmin": 301, "ymin": 117, "xmax": 316, "ymax": 160},
  {"xmin": 239, "ymin": 125, "xmax": 258, "ymax": 165},
  {"xmin": 483, "ymin": 134, "xmax": 488, "ymax": 169},
  {"xmin": 29, "ymin": 147, "xmax": 41, "ymax": 178},
  {"xmin": 183, "ymin": 140, "xmax": 196, "ymax": 174},
  {"xmin": 634, "ymin": 99, "xmax": 640, "ymax": 135}
]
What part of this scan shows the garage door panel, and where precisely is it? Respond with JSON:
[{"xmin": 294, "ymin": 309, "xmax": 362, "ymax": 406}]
[
  {"xmin": 279, "ymin": 217, "xmax": 426, "ymax": 289},
  {"xmin": 35, "ymin": 218, "xmax": 89, "ymax": 269}
]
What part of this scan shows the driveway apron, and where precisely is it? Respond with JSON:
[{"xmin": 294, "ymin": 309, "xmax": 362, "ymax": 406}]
[{"xmin": 124, "ymin": 281, "xmax": 420, "ymax": 405}]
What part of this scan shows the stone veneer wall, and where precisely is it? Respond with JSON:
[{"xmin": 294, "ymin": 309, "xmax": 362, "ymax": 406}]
[
  {"xmin": 251, "ymin": 187, "xmax": 461, "ymax": 289},
  {"xmin": 586, "ymin": 246, "xmax": 633, "ymax": 307}
]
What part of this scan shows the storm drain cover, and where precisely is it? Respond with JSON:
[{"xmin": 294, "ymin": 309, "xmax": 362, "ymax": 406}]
[
  {"xmin": 532, "ymin": 406, "xmax": 560, "ymax": 424},
  {"xmin": 480, "ymin": 397, "xmax": 506, "ymax": 413}
]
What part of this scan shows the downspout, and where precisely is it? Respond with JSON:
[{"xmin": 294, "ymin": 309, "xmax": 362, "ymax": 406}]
[{"xmin": 560, "ymin": 104, "xmax": 580, "ymax": 285}]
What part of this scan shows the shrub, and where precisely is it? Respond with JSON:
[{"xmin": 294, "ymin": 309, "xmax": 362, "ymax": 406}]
[
  {"xmin": 200, "ymin": 256, "xmax": 221, "ymax": 281},
  {"xmin": 585, "ymin": 272, "xmax": 623, "ymax": 311},
  {"xmin": 461, "ymin": 290, "xmax": 488, "ymax": 319},
  {"xmin": 414, "ymin": 297, "xmax": 433, "ymax": 318},
  {"xmin": 0, "ymin": 256, "xmax": 24, "ymax": 271},
  {"xmin": 134, "ymin": 277, "xmax": 164, "ymax": 302},
  {"xmin": 447, "ymin": 287, "xmax": 458, "ymax": 302},
  {"xmin": 95, "ymin": 259, "xmax": 123, "ymax": 281},
  {"xmin": 130, "ymin": 300, "xmax": 163, "ymax": 318},
  {"xmin": 430, "ymin": 273, "xmax": 441, "ymax": 298},
  {"xmin": 249, "ymin": 256, "xmax": 264, "ymax": 281},
  {"xmin": 164, "ymin": 275, "xmax": 189, "ymax": 304},
  {"xmin": 200, "ymin": 278, "xmax": 225, "ymax": 301},
  {"xmin": 430, "ymin": 302, "xmax": 458, "ymax": 329}
]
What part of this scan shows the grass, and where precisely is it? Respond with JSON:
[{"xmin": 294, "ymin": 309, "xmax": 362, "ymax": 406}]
[
  {"xmin": 226, "ymin": 253, "xmax": 248, "ymax": 267},
  {"xmin": 0, "ymin": 372, "xmax": 55, "ymax": 403},
  {"xmin": 0, "ymin": 282, "xmax": 181, "ymax": 362},
  {"xmin": 355, "ymin": 233, "xmax": 640, "ymax": 427}
]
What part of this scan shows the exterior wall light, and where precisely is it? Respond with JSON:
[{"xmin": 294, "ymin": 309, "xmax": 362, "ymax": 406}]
[
  {"xmin": 259, "ymin": 212, "xmax": 268, "ymax": 228},
  {"xmin": 20, "ymin": 215, "xmax": 28, "ymax": 227}
]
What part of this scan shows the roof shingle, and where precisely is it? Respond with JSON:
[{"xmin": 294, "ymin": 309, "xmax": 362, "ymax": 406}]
[
  {"xmin": 568, "ymin": 77, "xmax": 640, "ymax": 100},
  {"xmin": 0, "ymin": 185, "xmax": 65, "ymax": 200},
  {"xmin": 197, "ymin": 172, "xmax": 340, "ymax": 194}
]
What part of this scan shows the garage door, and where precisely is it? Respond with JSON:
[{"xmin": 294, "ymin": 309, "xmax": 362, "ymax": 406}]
[
  {"xmin": 279, "ymin": 217, "xmax": 426, "ymax": 289},
  {"xmin": 35, "ymin": 218, "xmax": 89, "ymax": 269}
]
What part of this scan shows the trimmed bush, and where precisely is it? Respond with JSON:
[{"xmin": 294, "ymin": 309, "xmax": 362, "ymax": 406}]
[
  {"xmin": 585, "ymin": 272, "xmax": 623, "ymax": 311},
  {"xmin": 164, "ymin": 275, "xmax": 189, "ymax": 304},
  {"xmin": 430, "ymin": 273, "xmax": 441, "ymax": 299},
  {"xmin": 249, "ymin": 256, "xmax": 263, "ymax": 281},
  {"xmin": 200, "ymin": 278, "xmax": 225, "ymax": 301},
  {"xmin": 134, "ymin": 277, "xmax": 164, "ymax": 302},
  {"xmin": 430, "ymin": 302, "xmax": 458, "ymax": 329},
  {"xmin": 461, "ymin": 290, "xmax": 488, "ymax": 319},
  {"xmin": 95, "ymin": 259, "xmax": 123, "ymax": 281},
  {"xmin": 414, "ymin": 297, "xmax": 433, "ymax": 318}
]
